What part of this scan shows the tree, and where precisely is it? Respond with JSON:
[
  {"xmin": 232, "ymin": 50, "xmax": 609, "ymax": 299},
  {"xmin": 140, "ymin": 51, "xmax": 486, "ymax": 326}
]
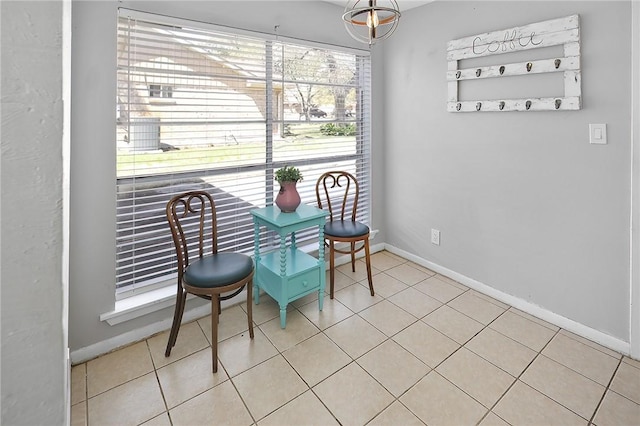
[
  {"xmin": 276, "ymin": 46, "xmax": 319, "ymax": 122},
  {"xmin": 276, "ymin": 46, "xmax": 356, "ymax": 123},
  {"xmin": 325, "ymin": 52, "xmax": 356, "ymax": 122}
]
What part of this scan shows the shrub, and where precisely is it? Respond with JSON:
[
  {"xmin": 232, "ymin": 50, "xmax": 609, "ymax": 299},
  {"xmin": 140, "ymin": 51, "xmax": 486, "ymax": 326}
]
[{"xmin": 320, "ymin": 123, "xmax": 356, "ymax": 136}]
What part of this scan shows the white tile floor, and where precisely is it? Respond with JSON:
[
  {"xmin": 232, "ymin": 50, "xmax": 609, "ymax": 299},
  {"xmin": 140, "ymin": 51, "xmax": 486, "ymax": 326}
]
[{"xmin": 71, "ymin": 251, "xmax": 640, "ymax": 426}]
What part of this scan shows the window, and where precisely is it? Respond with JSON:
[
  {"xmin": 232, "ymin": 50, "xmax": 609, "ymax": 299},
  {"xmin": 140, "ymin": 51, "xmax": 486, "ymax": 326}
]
[
  {"xmin": 149, "ymin": 84, "xmax": 173, "ymax": 99},
  {"xmin": 148, "ymin": 84, "xmax": 161, "ymax": 98},
  {"xmin": 116, "ymin": 10, "xmax": 372, "ymax": 297}
]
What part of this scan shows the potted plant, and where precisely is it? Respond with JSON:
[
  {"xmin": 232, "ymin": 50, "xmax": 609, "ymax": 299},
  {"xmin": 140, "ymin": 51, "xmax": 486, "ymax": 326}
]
[
  {"xmin": 274, "ymin": 165, "xmax": 303, "ymax": 212},
  {"xmin": 275, "ymin": 165, "xmax": 303, "ymax": 184}
]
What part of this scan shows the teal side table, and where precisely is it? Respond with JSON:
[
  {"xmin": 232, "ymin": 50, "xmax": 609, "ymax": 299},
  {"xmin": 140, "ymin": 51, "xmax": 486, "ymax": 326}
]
[{"xmin": 251, "ymin": 204, "xmax": 328, "ymax": 328}]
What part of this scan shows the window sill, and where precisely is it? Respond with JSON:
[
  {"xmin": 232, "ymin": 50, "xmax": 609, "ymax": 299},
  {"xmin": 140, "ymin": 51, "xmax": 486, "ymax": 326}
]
[{"xmin": 100, "ymin": 285, "xmax": 184, "ymax": 326}]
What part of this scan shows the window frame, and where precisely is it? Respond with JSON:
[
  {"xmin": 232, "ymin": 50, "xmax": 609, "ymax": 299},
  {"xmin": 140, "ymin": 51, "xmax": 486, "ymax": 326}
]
[{"xmin": 116, "ymin": 9, "xmax": 372, "ymax": 299}]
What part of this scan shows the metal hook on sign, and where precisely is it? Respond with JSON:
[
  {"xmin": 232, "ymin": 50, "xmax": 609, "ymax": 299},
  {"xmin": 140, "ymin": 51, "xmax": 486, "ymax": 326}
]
[
  {"xmin": 476, "ymin": 102, "xmax": 482, "ymax": 111},
  {"xmin": 456, "ymin": 103, "xmax": 462, "ymax": 111},
  {"xmin": 526, "ymin": 62, "xmax": 533, "ymax": 72},
  {"xmin": 499, "ymin": 66, "xmax": 505, "ymax": 75},
  {"xmin": 456, "ymin": 71, "xmax": 461, "ymax": 79},
  {"xmin": 476, "ymin": 68, "xmax": 482, "ymax": 77},
  {"xmin": 554, "ymin": 59, "xmax": 561, "ymax": 69},
  {"xmin": 555, "ymin": 99, "xmax": 562, "ymax": 109},
  {"xmin": 499, "ymin": 101, "xmax": 505, "ymax": 111},
  {"xmin": 525, "ymin": 100, "xmax": 532, "ymax": 110}
]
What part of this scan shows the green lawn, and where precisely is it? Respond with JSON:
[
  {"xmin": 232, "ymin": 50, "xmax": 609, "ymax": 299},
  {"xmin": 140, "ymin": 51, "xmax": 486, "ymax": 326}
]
[{"xmin": 117, "ymin": 125, "xmax": 355, "ymax": 178}]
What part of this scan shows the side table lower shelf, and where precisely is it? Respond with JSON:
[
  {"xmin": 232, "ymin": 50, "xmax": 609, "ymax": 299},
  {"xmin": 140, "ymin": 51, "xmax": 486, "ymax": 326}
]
[{"xmin": 254, "ymin": 248, "xmax": 324, "ymax": 328}]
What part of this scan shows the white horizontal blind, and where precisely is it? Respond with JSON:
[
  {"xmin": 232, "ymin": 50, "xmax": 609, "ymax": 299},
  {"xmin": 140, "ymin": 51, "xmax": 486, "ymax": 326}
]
[{"xmin": 116, "ymin": 10, "xmax": 371, "ymax": 296}]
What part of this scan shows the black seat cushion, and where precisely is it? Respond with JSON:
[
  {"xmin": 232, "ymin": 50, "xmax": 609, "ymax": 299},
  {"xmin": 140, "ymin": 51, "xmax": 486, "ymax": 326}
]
[
  {"xmin": 324, "ymin": 220, "xmax": 369, "ymax": 238},
  {"xmin": 184, "ymin": 252, "xmax": 253, "ymax": 288}
]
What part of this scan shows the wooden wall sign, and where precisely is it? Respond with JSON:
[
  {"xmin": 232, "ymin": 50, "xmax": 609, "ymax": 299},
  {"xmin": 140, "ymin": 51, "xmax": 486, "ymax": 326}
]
[{"xmin": 447, "ymin": 15, "xmax": 581, "ymax": 112}]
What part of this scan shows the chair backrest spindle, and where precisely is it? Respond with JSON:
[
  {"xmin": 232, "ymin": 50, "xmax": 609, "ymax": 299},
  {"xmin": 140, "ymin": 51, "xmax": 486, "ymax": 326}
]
[
  {"xmin": 166, "ymin": 191, "xmax": 219, "ymax": 278},
  {"xmin": 316, "ymin": 171, "xmax": 360, "ymax": 222}
]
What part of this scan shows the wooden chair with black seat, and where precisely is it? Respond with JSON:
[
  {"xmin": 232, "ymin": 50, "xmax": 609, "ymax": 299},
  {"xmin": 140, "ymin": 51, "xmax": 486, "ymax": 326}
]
[
  {"xmin": 316, "ymin": 171, "xmax": 374, "ymax": 299},
  {"xmin": 164, "ymin": 190, "xmax": 254, "ymax": 373}
]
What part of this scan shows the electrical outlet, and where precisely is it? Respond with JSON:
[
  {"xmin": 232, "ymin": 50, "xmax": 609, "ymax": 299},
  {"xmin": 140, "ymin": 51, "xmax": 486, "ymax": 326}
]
[{"xmin": 431, "ymin": 229, "xmax": 440, "ymax": 246}]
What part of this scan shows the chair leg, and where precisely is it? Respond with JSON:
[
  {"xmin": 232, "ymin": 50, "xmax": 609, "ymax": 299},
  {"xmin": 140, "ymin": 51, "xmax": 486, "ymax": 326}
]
[
  {"xmin": 350, "ymin": 242, "xmax": 356, "ymax": 272},
  {"xmin": 165, "ymin": 288, "xmax": 187, "ymax": 357},
  {"xmin": 211, "ymin": 294, "xmax": 220, "ymax": 373},
  {"xmin": 364, "ymin": 238, "xmax": 374, "ymax": 296},
  {"xmin": 247, "ymin": 281, "xmax": 254, "ymax": 339},
  {"xmin": 329, "ymin": 240, "xmax": 335, "ymax": 299}
]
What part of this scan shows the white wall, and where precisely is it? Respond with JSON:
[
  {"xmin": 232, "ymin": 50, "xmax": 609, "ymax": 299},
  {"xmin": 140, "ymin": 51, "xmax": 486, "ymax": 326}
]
[
  {"xmin": 69, "ymin": 1, "xmax": 386, "ymax": 355},
  {"xmin": 383, "ymin": 1, "xmax": 632, "ymax": 342},
  {"xmin": 1, "ymin": 1, "xmax": 67, "ymax": 424}
]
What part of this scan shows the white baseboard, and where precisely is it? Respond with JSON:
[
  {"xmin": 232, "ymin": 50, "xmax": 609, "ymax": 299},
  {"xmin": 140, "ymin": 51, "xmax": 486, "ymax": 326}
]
[
  {"xmin": 385, "ymin": 244, "xmax": 631, "ymax": 356},
  {"xmin": 330, "ymin": 241, "xmax": 385, "ymax": 266},
  {"xmin": 66, "ymin": 347, "xmax": 71, "ymax": 426},
  {"xmin": 71, "ymin": 302, "xmax": 212, "ymax": 364}
]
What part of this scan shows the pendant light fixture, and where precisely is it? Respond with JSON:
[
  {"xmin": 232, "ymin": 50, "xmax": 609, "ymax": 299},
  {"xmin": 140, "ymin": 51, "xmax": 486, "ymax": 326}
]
[{"xmin": 342, "ymin": 0, "xmax": 401, "ymax": 45}]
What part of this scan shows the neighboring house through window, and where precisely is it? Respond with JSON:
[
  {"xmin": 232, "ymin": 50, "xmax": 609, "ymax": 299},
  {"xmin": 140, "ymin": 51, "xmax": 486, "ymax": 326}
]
[
  {"xmin": 116, "ymin": 9, "xmax": 372, "ymax": 297},
  {"xmin": 148, "ymin": 84, "xmax": 173, "ymax": 98}
]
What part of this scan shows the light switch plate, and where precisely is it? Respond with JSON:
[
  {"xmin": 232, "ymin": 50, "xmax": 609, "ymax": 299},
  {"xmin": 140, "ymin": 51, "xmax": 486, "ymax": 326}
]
[{"xmin": 589, "ymin": 123, "xmax": 607, "ymax": 145}]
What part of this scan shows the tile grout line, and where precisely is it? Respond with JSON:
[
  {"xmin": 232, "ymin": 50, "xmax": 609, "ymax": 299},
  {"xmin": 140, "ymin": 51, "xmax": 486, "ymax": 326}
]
[
  {"xmin": 493, "ymin": 325, "xmax": 622, "ymax": 424},
  {"xmin": 434, "ymin": 305, "xmax": 518, "ymax": 425},
  {"xmin": 351, "ymin": 269, "xmax": 507, "ymax": 424},
  {"xmin": 145, "ymin": 338, "xmax": 173, "ymax": 425},
  {"xmin": 245, "ymin": 291, "xmax": 387, "ymax": 423},
  {"xmin": 83, "ymin": 365, "xmax": 89, "ymax": 426},
  {"xmin": 356, "ymin": 279, "xmax": 496, "ymax": 424},
  {"xmin": 275, "ymin": 324, "xmax": 346, "ymax": 426},
  {"xmin": 310, "ymin": 315, "xmax": 420, "ymax": 424},
  {"xmin": 478, "ymin": 327, "xmax": 561, "ymax": 425},
  {"xmin": 234, "ymin": 300, "xmax": 337, "ymax": 423},
  {"xmin": 587, "ymin": 357, "xmax": 623, "ymax": 425},
  {"xmin": 184, "ymin": 279, "xmax": 499, "ymax": 425},
  {"xmin": 226, "ymin": 365, "xmax": 259, "ymax": 425},
  {"xmin": 430, "ymin": 303, "xmax": 572, "ymax": 424},
  {"xmin": 277, "ymin": 261, "xmax": 432, "ymax": 425}
]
